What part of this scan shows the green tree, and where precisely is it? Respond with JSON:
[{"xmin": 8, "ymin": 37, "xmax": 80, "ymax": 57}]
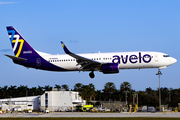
[
  {"xmin": 2, "ymin": 86, "xmax": 8, "ymax": 98},
  {"xmin": 0, "ymin": 87, "xmax": 2, "ymax": 99},
  {"xmin": 120, "ymin": 81, "xmax": 131, "ymax": 104},
  {"xmin": 89, "ymin": 83, "xmax": 96, "ymax": 101},
  {"xmin": 113, "ymin": 89, "xmax": 123, "ymax": 101},
  {"xmin": 17, "ymin": 85, "xmax": 28, "ymax": 97},
  {"xmin": 96, "ymin": 90, "xmax": 102, "ymax": 101},
  {"xmin": 43, "ymin": 85, "xmax": 52, "ymax": 91},
  {"xmin": 54, "ymin": 84, "xmax": 61, "ymax": 90},
  {"xmin": 79, "ymin": 85, "xmax": 88, "ymax": 102},
  {"xmin": 161, "ymin": 87, "xmax": 170, "ymax": 105},
  {"xmin": 103, "ymin": 82, "xmax": 116, "ymax": 101},
  {"xmin": 74, "ymin": 83, "xmax": 82, "ymax": 92},
  {"xmin": 8, "ymin": 85, "xmax": 17, "ymax": 98},
  {"xmin": 171, "ymin": 88, "xmax": 180, "ymax": 107},
  {"xmin": 29, "ymin": 87, "xmax": 37, "ymax": 96},
  {"xmin": 37, "ymin": 85, "xmax": 44, "ymax": 95},
  {"xmin": 61, "ymin": 84, "xmax": 69, "ymax": 91},
  {"xmin": 79, "ymin": 83, "xmax": 96, "ymax": 103}
]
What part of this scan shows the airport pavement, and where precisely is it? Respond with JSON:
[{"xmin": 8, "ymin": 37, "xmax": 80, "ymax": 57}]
[{"xmin": 1, "ymin": 112, "xmax": 180, "ymax": 118}]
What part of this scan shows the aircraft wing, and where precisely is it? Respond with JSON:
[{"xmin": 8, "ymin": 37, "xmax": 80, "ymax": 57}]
[{"xmin": 61, "ymin": 41, "xmax": 101, "ymax": 69}]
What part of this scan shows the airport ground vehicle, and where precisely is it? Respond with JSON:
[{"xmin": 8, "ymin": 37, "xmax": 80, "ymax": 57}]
[
  {"xmin": 76, "ymin": 105, "xmax": 93, "ymax": 112},
  {"xmin": 98, "ymin": 107, "xmax": 106, "ymax": 112},
  {"xmin": 45, "ymin": 109, "xmax": 49, "ymax": 113},
  {"xmin": 142, "ymin": 106, "xmax": 156, "ymax": 112}
]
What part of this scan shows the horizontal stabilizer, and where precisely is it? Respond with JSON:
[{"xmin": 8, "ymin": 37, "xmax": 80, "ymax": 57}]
[{"xmin": 4, "ymin": 54, "xmax": 27, "ymax": 61}]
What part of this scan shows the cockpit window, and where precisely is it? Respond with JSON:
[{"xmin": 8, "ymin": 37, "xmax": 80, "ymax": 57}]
[{"xmin": 163, "ymin": 55, "xmax": 170, "ymax": 57}]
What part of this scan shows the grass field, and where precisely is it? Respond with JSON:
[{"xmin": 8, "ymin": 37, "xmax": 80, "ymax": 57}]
[{"xmin": 1, "ymin": 118, "xmax": 180, "ymax": 120}]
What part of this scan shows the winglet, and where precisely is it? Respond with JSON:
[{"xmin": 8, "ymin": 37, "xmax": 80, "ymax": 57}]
[{"xmin": 61, "ymin": 41, "xmax": 71, "ymax": 54}]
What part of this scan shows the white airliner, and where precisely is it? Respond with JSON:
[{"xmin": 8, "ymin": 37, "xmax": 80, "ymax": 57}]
[{"xmin": 5, "ymin": 26, "xmax": 177, "ymax": 78}]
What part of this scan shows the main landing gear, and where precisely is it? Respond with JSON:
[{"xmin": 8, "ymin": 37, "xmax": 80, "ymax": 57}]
[{"xmin": 89, "ymin": 71, "xmax": 95, "ymax": 79}]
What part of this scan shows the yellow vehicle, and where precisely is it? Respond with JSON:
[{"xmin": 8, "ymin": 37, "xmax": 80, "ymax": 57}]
[{"xmin": 76, "ymin": 105, "xmax": 93, "ymax": 112}]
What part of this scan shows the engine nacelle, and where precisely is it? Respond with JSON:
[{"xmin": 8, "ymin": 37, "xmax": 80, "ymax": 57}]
[{"xmin": 101, "ymin": 63, "xmax": 119, "ymax": 74}]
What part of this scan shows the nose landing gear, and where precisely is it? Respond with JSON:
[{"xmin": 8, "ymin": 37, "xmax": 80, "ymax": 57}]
[
  {"xmin": 89, "ymin": 71, "xmax": 95, "ymax": 78},
  {"xmin": 156, "ymin": 69, "xmax": 162, "ymax": 75}
]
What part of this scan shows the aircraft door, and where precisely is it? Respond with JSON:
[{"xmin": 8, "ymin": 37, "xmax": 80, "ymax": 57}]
[
  {"xmin": 101, "ymin": 57, "xmax": 106, "ymax": 63},
  {"xmin": 154, "ymin": 54, "xmax": 159, "ymax": 62}
]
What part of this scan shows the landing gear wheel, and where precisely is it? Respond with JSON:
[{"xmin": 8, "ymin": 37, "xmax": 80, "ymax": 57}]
[
  {"xmin": 89, "ymin": 71, "xmax": 95, "ymax": 78},
  {"xmin": 156, "ymin": 69, "xmax": 162, "ymax": 75}
]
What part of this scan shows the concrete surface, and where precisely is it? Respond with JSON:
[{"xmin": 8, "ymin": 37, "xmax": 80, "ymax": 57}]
[{"xmin": 0, "ymin": 112, "xmax": 180, "ymax": 118}]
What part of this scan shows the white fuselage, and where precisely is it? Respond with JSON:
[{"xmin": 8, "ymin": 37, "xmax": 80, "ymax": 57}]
[{"xmin": 40, "ymin": 51, "xmax": 177, "ymax": 71}]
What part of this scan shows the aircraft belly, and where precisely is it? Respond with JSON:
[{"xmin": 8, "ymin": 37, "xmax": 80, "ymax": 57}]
[
  {"xmin": 53, "ymin": 62, "xmax": 78, "ymax": 71},
  {"xmin": 118, "ymin": 62, "xmax": 154, "ymax": 69}
]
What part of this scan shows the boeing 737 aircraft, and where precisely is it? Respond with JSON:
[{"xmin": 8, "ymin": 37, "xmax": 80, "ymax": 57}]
[{"xmin": 5, "ymin": 26, "xmax": 177, "ymax": 78}]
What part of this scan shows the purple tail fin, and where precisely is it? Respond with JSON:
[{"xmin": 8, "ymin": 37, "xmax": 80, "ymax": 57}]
[{"xmin": 6, "ymin": 26, "xmax": 39, "ymax": 58}]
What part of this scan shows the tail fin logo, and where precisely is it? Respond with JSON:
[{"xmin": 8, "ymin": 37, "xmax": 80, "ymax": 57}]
[{"xmin": 8, "ymin": 30, "xmax": 24, "ymax": 57}]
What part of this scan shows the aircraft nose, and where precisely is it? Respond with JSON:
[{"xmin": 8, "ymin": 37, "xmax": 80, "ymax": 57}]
[{"xmin": 171, "ymin": 57, "xmax": 177, "ymax": 64}]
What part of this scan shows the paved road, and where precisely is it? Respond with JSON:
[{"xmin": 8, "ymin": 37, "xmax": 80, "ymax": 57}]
[{"xmin": 0, "ymin": 112, "xmax": 180, "ymax": 118}]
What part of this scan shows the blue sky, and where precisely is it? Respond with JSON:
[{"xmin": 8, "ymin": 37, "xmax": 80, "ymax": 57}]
[{"xmin": 0, "ymin": 0, "xmax": 179, "ymax": 91}]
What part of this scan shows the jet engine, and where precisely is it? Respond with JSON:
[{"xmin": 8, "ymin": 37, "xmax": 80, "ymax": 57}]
[{"xmin": 100, "ymin": 63, "xmax": 119, "ymax": 74}]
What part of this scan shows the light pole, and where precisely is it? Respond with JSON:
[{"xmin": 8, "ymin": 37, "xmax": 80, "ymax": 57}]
[
  {"xmin": 133, "ymin": 93, "xmax": 138, "ymax": 108},
  {"xmin": 136, "ymin": 93, "xmax": 138, "ymax": 108},
  {"xmin": 156, "ymin": 70, "xmax": 162, "ymax": 111}
]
